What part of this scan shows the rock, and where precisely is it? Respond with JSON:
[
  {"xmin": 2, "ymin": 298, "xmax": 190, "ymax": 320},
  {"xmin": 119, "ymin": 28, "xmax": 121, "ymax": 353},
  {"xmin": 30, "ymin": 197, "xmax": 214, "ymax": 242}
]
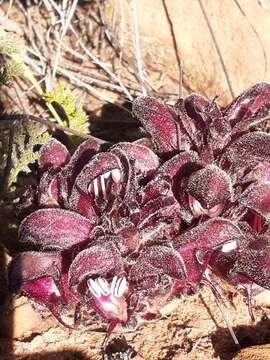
[
  {"xmin": 255, "ymin": 289, "xmax": 270, "ymax": 307},
  {"xmin": 106, "ymin": 0, "xmax": 270, "ymax": 105},
  {"xmin": 0, "ymin": 296, "xmax": 56, "ymax": 340},
  {"xmin": 232, "ymin": 344, "xmax": 270, "ymax": 360}
]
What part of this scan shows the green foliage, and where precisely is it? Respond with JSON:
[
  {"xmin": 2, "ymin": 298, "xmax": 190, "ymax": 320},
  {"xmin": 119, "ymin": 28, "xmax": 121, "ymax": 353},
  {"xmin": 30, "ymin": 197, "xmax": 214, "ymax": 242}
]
[
  {"xmin": 0, "ymin": 57, "xmax": 24, "ymax": 85},
  {"xmin": 45, "ymin": 83, "xmax": 89, "ymax": 135},
  {"xmin": 0, "ymin": 116, "xmax": 49, "ymax": 191},
  {"xmin": 0, "ymin": 31, "xmax": 19, "ymax": 56},
  {"xmin": 0, "ymin": 31, "xmax": 24, "ymax": 85}
]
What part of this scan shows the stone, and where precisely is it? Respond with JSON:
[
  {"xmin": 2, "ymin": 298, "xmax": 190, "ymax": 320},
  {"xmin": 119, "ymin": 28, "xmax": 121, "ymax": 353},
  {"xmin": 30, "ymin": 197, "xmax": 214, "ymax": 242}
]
[{"xmin": 232, "ymin": 344, "xmax": 270, "ymax": 360}]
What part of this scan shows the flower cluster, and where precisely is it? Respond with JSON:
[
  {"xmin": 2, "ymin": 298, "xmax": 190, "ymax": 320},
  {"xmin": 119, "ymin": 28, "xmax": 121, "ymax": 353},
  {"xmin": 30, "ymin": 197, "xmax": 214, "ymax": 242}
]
[{"xmin": 8, "ymin": 83, "xmax": 270, "ymax": 336}]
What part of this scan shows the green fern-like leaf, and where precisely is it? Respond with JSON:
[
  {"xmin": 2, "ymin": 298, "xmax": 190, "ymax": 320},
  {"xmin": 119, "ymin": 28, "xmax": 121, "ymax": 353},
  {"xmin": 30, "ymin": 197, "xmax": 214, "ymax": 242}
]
[
  {"xmin": 0, "ymin": 57, "xmax": 24, "ymax": 85},
  {"xmin": 0, "ymin": 31, "xmax": 19, "ymax": 56},
  {"xmin": 0, "ymin": 30, "xmax": 65, "ymax": 125},
  {"xmin": 0, "ymin": 31, "xmax": 24, "ymax": 85},
  {"xmin": 45, "ymin": 83, "xmax": 89, "ymax": 135},
  {"xmin": 0, "ymin": 116, "xmax": 49, "ymax": 191}
]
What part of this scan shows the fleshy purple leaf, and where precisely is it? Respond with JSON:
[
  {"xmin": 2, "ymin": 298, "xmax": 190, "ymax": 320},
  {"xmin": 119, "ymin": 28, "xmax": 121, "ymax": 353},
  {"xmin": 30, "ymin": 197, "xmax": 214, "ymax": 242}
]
[
  {"xmin": 58, "ymin": 138, "xmax": 105, "ymax": 208},
  {"xmin": 134, "ymin": 137, "xmax": 154, "ymax": 149},
  {"xmin": 8, "ymin": 251, "xmax": 75, "ymax": 322},
  {"xmin": 39, "ymin": 170, "xmax": 61, "ymax": 207},
  {"xmin": 133, "ymin": 96, "xmax": 181, "ymax": 157},
  {"xmin": 39, "ymin": 139, "xmax": 70, "ymax": 173},
  {"xmin": 110, "ymin": 147, "xmax": 136, "ymax": 204},
  {"xmin": 173, "ymin": 220, "xmax": 243, "ymax": 285},
  {"xmin": 242, "ymin": 161, "xmax": 270, "ymax": 183},
  {"xmin": 8, "ymin": 251, "xmax": 63, "ymax": 291},
  {"xmin": 138, "ymin": 196, "xmax": 180, "ymax": 231},
  {"xmin": 111, "ymin": 142, "xmax": 159, "ymax": 178},
  {"xmin": 69, "ymin": 152, "xmax": 123, "ymax": 217},
  {"xmin": 208, "ymin": 247, "xmax": 244, "ymax": 287},
  {"xmin": 68, "ymin": 241, "xmax": 123, "ymax": 288},
  {"xmin": 232, "ymin": 238, "xmax": 270, "ymax": 290},
  {"xmin": 187, "ymin": 164, "xmax": 233, "ymax": 210},
  {"xmin": 130, "ymin": 245, "xmax": 186, "ymax": 290},
  {"xmin": 224, "ymin": 82, "xmax": 270, "ymax": 128},
  {"xmin": 21, "ymin": 277, "xmax": 63, "ymax": 304},
  {"xmin": 141, "ymin": 151, "xmax": 199, "ymax": 205},
  {"xmin": 241, "ymin": 182, "xmax": 270, "ymax": 221},
  {"xmin": 62, "ymin": 138, "xmax": 104, "ymax": 187},
  {"xmin": 221, "ymin": 132, "xmax": 270, "ymax": 171},
  {"xmin": 19, "ymin": 209, "xmax": 93, "ymax": 249},
  {"xmin": 173, "ymin": 218, "xmax": 243, "ymax": 250}
]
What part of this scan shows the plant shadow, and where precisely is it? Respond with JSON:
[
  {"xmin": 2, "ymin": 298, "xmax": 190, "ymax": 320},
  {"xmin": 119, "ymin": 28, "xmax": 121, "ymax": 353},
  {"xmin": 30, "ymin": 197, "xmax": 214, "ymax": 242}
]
[
  {"xmin": 211, "ymin": 316, "xmax": 270, "ymax": 360},
  {"xmin": 0, "ymin": 243, "xmax": 14, "ymax": 355},
  {"xmin": 2, "ymin": 350, "xmax": 92, "ymax": 360},
  {"xmin": 89, "ymin": 102, "xmax": 144, "ymax": 143}
]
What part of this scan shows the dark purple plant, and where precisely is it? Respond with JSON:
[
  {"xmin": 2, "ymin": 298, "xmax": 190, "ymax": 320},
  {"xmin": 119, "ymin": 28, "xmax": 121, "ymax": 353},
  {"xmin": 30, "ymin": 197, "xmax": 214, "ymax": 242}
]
[{"xmin": 8, "ymin": 82, "xmax": 270, "ymax": 347}]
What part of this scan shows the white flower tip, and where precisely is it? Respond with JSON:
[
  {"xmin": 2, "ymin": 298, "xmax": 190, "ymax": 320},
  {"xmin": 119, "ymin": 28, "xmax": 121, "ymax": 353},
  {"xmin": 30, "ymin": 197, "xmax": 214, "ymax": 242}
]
[
  {"xmin": 88, "ymin": 278, "xmax": 101, "ymax": 298},
  {"xmin": 111, "ymin": 168, "xmax": 122, "ymax": 183},
  {"xmin": 111, "ymin": 277, "xmax": 127, "ymax": 297},
  {"xmin": 116, "ymin": 277, "xmax": 127, "ymax": 297},
  {"xmin": 110, "ymin": 276, "xmax": 118, "ymax": 294},
  {"xmin": 221, "ymin": 240, "xmax": 237, "ymax": 253},
  {"xmin": 97, "ymin": 278, "xmax": 110, "ymax": 295},
  {"xmin": 88, "ymin": 276, "xmax": 128, "ymax": 299}
]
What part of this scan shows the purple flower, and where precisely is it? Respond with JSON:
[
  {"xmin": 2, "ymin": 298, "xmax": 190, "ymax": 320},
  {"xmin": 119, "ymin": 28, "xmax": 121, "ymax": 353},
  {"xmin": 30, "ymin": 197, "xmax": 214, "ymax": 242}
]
[
  {"xmin": 133, "ymin": 82, "xmax": 270, "ymax": 311},
  {"xmin": 9, "ymin": 82, "xmax": 270, "ymax": 338},
  {"xmin": 9, "ymin": 134, "xmax": 183, "ymax": 331}
]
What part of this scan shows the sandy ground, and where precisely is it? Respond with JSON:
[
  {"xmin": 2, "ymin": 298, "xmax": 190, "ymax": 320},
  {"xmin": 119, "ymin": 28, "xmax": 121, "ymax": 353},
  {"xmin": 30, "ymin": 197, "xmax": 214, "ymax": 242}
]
[{"xmin": 1, "ymin": 286, "xmax": 270, "ymax": 360}]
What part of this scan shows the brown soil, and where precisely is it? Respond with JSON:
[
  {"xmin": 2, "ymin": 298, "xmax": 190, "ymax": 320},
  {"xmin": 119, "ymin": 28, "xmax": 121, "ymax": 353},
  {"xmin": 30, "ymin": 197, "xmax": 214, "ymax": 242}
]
[{"xmin": 1, "ymin": 287, "xmax": 270, "ymax": 360}]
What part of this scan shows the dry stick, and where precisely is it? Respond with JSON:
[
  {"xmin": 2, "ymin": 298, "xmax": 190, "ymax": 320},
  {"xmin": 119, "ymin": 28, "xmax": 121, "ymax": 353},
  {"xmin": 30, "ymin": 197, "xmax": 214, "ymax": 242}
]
[
  {"xmin": 130, "ymin": 0, "xmax": 147, "ymax": 96},
  {"xmin": 97, "ymin": 0, "xmax": 114, "ymax": 47},
  {"xmin": 22, "ymin": 2, "xmax": 129, "ymax": 119},
  {"xmin": 43, "ymin": 0, "xmax": 61, "ymax": 43},
  {"xmin": 11, "ymin": 1, "xmax": 64, "ymax": 126},
  {"xmin": 119, "ymin": 0, "xmax": 125, "ymax": 67},
  {"xmin": 64, "ymin": 60, "xmax": 146, "ymax": 96},
  {"xmin": 26, "ymin": 6, "xmax": 44, "ymax": 66},
  {"xmin": 161, "ymin": 0, "xmax": 183, "ymax": 98},
  {"xmin": 62, "ymin": 44, "xmax": 86, "ymax": 61},
  {"xmin": 52, "ymin": 0, "xmax": 78, "ymax": 79},
  {"xmin": 2, "ymin": 126, "xmax": 14, "ymax": 195},
  {"xmin": 234, "ymin": 0, "xmax": 268, "ymax": 81},
  {"xmin": 6, "ymin": 0, "xmax": 14, "ymax": 17},
  {"xmin": 30, "ymin": 21, "xmax": 51, "ymax": 85},
  {"xmin": 64, "ymin": 68, "xmax": 133, "ymax": 93},
  {"xmin": 22, "ymin": 4, "xmax": 51, "ymax": 90},
  {"xmin": 19, "ymin": 2, "xmax": 48, "ymax": 85},
  {"xmin": 97, "ymin": 0, "xmax": 125, "ymax": 85},
  {"xmin": 26, "ymin": 42, "xmax": 134, "ymax": 104},
  {"xmin": 44, "ymin": 2, "xmax": 83, "ymax": 63},
  {"xmin": 197, "ymin": 0, "xmax": 235, "ymax": 100},
  {"xmin": 21, "ymin": 53, "xmax": 43, "ymax": 76},
  {"xmin": 258, "ymin": 0, "xmax": 270, "ymax": 14},
  {"xmin": 13, "ymin": 83, "xmax": 28, "ymax": 113},
  {"xmin": 97, "ymin": 7, "xmax": 157, "ymax": 96},
  {"xmin": 95, "ymin": 0, "xmax": 157, "ymax": 95},
  {"xmin": 20, "ymin": 77, "xmax": 47, "ymax": 100},
  {"xmin": 71, "ymin": 28, "xmax": 134, "ymax": 102},
  {"xmin": 24, "ymin": 46, "xmax": 47, "ymax": 64},
  {"xmin": 22, "ymin": 1, "xmax": 133, "ymax": 112},
  {"xmin": 57, "ymin": 66, "xmax": 132, "ymax": 114},
  {"xmin": 96, "ymin": 2, "xmax": 140, "ymax": 88},
  {"xmin": 0, "ymin": 113, "xmax": 105, "ymax": 143},
  {"xmin": 111, "ymin": 0, "xmax": 117, "ymax": 41},
  {"xmin": 46, "ymin": 0, "xmax": 133, "ymax": 101}
]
